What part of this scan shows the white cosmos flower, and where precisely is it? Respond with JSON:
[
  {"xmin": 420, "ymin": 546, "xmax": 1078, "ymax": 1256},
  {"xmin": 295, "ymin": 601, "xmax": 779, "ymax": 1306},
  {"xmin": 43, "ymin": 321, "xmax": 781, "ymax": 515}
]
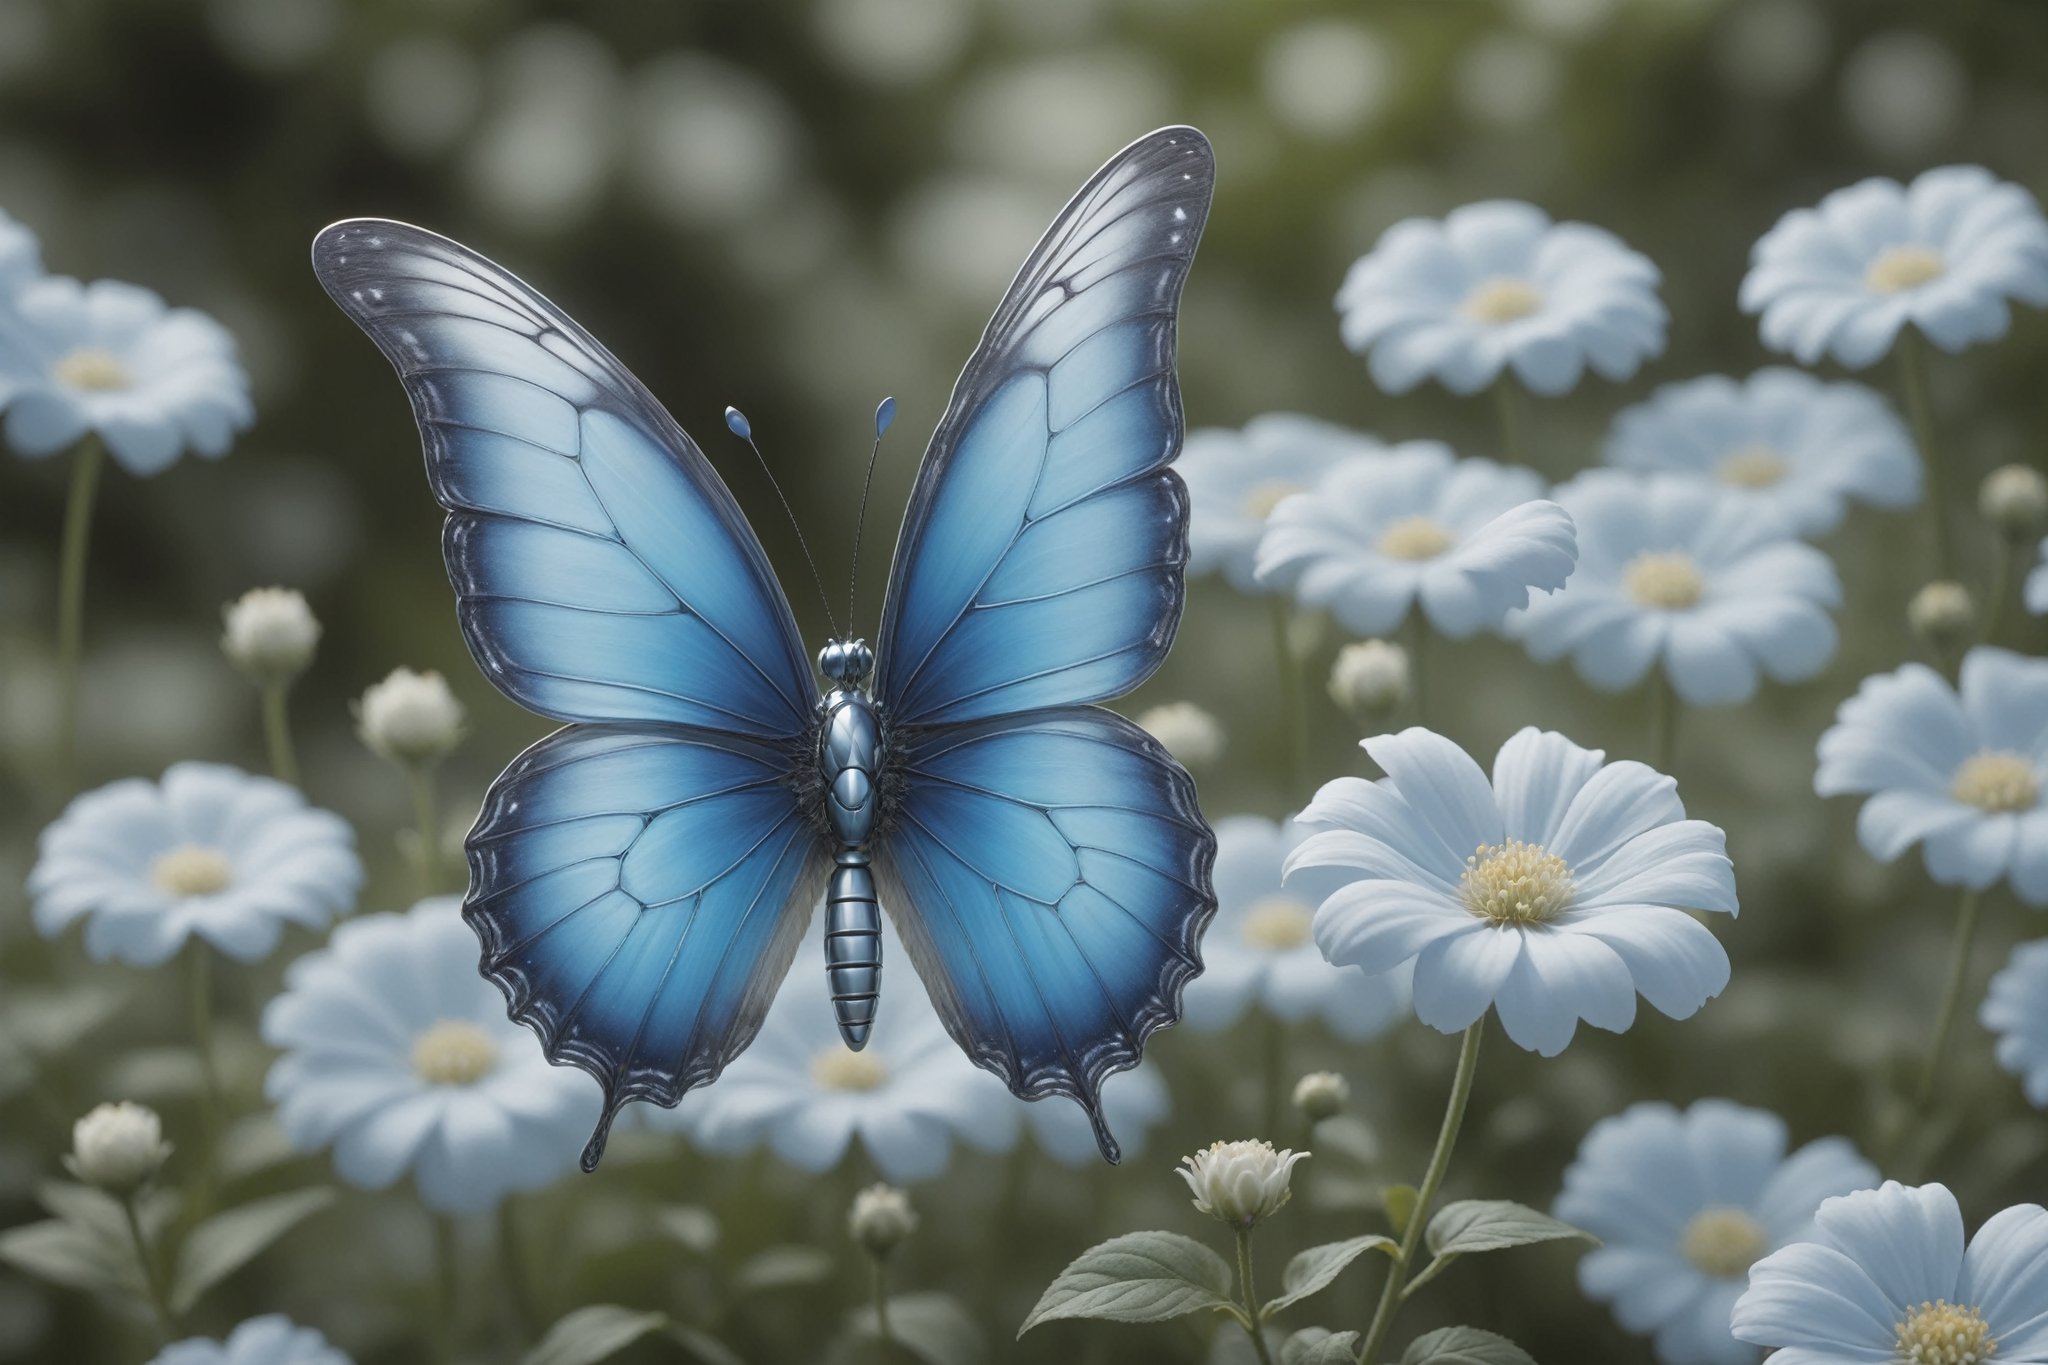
[
  {"xmin": 1732, "ymin": 1182, "xmax": 2048, "ymax": 1364},
  {"xmin": 0, "ymin": 275, "xmax": 253, "ymax": 475},
  {"xmin": 0, "ymin": 207, "xmax": 41, "ymax": 291},
  {"xmin": 1182, "ymin": 816, "xmax": 1410, "ymax": 1043},
  {"xmin": 1741, "ymin": 165, "xmax": 2048, "ymax": 367},
  {"xmin": 1292, "ymin": 727, "xmax": 1738, "ymax": 1056},
  {"xmin": 1603, "ymin": 369, "xmax": 1921, "ymax": 538},
  {"xmin": 1814, "ymin": 647, "xmax": 2048, "ymax": 905},
  {"xmin": 1179, "ymin": 413, "xmax": 1378, "ymax": 592},
  {"xmin": 29, "ymin": 762, "xmax": 362, "ymax": 967},
  {"xmin": 1982, "ymin": 939, "xmax": 2048, "ymax": 1109},
  {"xmin": 1554, "ymin": 1099, "xmax": 1879, "ymax": 1365},
  {"xmin": 150, "ymin": 1316, "xmax": 352, "ymax": 1365},
  {"xmin": 1514, "ymin": 472, "xmax": 1842, "ymax": 707},
  {"xmin": 261, "ymin": 897, "xmax": 602, "ymax": 1215},
  {"xmin": 1255, "ymin": 443, "xmax": 1577, "ymax": 639},
  {"xmin": 1336, "ymin": 200, "xmax": 1667, "ymax": 396},
  {"xmin": 2028, "ymin": 539, "xmax": 2047, "ymax": 615}
]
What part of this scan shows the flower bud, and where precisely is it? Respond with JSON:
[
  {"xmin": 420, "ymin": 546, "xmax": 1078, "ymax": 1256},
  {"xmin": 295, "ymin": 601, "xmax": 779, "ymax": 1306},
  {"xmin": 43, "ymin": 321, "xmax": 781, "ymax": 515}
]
[
  {"xmin": 1980, "ymin": 464, "xmax": 2048, "ymax": 541},
  {"xmin": 1136, "ymin": 702, "xmax": 1225, "ymax": 767},
  {"xmin": 1176, "ymin": 1139, "xmax": 1308, "ymax": 1230},
  {"xmin": 65, "ymin": 1102, "xmax": 172, "ymax": 1195},
  {"xmin": 1292, "ymin": 1071, "xmax": 1350, "ymax": 1123},
  {"xmin": 1327, "ymin": 640, "xmax": 1409, "ymax": 716},
  {"xmin": 1907, "ymin": 581, "xmax": 1976, "ymax": 652},
  {"xmin": 221, "ymin": 587, "xmax": 321, "ymax": 682},
  {"xmin": 356, "ymin": 667, "xmax": 466, "ymax": 764},
  {"xmin": 848, "ymin": 1183, "xmax": 917, "ymax": 1258}
]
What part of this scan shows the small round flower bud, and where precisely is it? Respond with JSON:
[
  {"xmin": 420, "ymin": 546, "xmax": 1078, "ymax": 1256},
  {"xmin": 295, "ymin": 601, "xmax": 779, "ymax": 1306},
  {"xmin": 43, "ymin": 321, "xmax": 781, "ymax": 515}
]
[
  {"xmin": 1907, "ymin": 581, "xmax": 1976, "ymax": 652},
  {"xmin": 1176, "ymin": 1139, "xmax": 1308, "ymax": 1230},
  {"xmin": 221, "ymin": 587, "xmax": 321, "ymax": 682},
  {"xmin": 848, "ymin": 1183, "xmax": 917, "ymax": 1258},
  {"xmin": 356, "ymin": 667, "xmax": 466, "ymax": 764},
  {"xmin": 1327, "ymin": 640, "xmax": 1409, "ymax": 716},
  {"xmin": 1136, "ymin": 702, "xmax": 1225, "ymax": 767},
  {"xmin": 1980, "ymin": 463, "xmax": 2048, "ymax": 540},
  {"xmin": 65, "ymin": 1102, "xmax": 172, "ymax": 1195},
  {"xmin": 1292, "ymin": 1071, "xmax": 1350, "ymax": 1123}
]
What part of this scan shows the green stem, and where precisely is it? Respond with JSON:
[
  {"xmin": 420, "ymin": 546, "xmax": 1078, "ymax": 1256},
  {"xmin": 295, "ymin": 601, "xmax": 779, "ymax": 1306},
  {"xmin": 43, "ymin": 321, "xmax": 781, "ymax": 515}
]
[
  {"xmin": 1270, "ymin": 598, "xmax": 1307, "ymax": 797},
  {"xmin": 1262, "ymin": 1013, "xmax": 1287, "ymax": 1138},
  {"xmin": 1492, "ymin": 378, "xmax": 1527, "ymax": 466},
  {"xmin": 1405, "ymin": 611, "xmax": 1430, "ymax": 729},
  {"xmin": 409, "ymin": 763, "xmax": 442, "ymax": 895},
  {"xmin": 260, "ymin": 680, "xmax": 299, "ymax": 787},
  {"xmin": 187, "ymin": 943, "xmax": 220, "ymax": 1212},
  {"xmin": 1983, "ymin": 539, "xmax": 2014, "ymax": 647},
  {"xmin": 1650, "ymin": 671, "xmax": 1680, "ymax": 774},
  {"xmin": 1912, "ymin": 888, "xmax": 1984, "ymax": 1120},
  {"xmin": 1235, "ymin": 1228, "xmax": 1276, "ymax": 1365},
  {"xmin": 870, "ymin": 1255, "xmax": 896, "ymax": 1359},
  {"xmin": 496, "ymin": 1197, "xmax": 539, "ymax": 1343},
  {"xmin": 122, "ymin": 1194, "xmax": 174, "ymax": 1344},
  {"xmin": 433, "ymin": 1213, "xmax": 458, "ymax": 1365},
  {"xmin": 1897, "ymin": 329, "xmax": 1953, "ymax": 579},
  {"xmin": 54, "ymin": 436, "xmax": 106, "ymax": 788},
  {"xmin": 1357, "ymin": 1023, "xmax": 1484, "ymax": 1365}
]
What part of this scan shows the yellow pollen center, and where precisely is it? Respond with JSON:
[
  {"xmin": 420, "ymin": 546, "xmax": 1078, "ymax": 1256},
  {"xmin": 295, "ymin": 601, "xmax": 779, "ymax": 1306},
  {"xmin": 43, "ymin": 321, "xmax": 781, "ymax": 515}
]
[
  {"xmin": 1679, "ymin": 1207, "xmax": 1769, "ymax": 1277},
  {"xmin": 149, "ymin": 845, "xmax": 233, "ymax": 897},
  {"xmin": 1866, "ymin": 245, "xmax": 1947, "ymax": 294},
  {"xmin": 812, "ymin": 1048, "xmax": 889, "ymax": 1092},
  {"xmin": 1622, "ymin": 552, "xmax": 1706, "ymax": 610},
  {"xmin": 411, "ymin": 1020, "xmax": 498, "ymax": 1086},
  {"xmin": 1895, "ymin": 1300, "xmax": 1997, "ymax": 1365},
  {"xmin": 53, "ymin": 347, "xmax": 132, "ymax": 391},
  {"xmin": 1242, "ymin": 481, "xmax": 1303, "ymax": 521},
  {"xmin": 1951, "ymin": 751, "xmax": 2039, "ymax": 814},
  {"xmin": 1242, "ymin": 896, "xmax": 1315, "ymax": 951},
  {"xmin": 1461, "ymin": 276, "xmax": 1544, "ymax": 324},
  {"xmin": 1377, "ymin": 515, "xmax": 1455, "ymax": 561},
  {"xmin": 1717, "ymin": 443, "xmax": 1790, "ymax": 488},
  {"xmin": 1459, "ymin": 840, "xmax": 1575, "ymax": 926}
]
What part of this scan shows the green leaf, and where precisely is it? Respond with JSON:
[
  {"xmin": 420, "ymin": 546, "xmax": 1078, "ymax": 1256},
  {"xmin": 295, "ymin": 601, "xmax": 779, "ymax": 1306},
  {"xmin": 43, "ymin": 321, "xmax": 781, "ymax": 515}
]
[
  {"xmin": 1425, "ymin": 1200, "xmax": 1596, "ymax": 1258},
  {"xmin": 839, "ymin": 1291, "xmax": 986, "ymax": 1365},
  {"xmin": 668, "ymin": 1322, "xmax": 747, "ymax": 1365},
  {"xmin": 1262, "ymin": 1235, "xmax": 1400, "ymax": 1316},
  {"xmin": 1018, "ymin": 1230, "xmax": 1237, "ymax": 1335},
  {"xmin": 1384, "ymin": 1184, "xmax": 1419, "ymax": 1237},
  {"xmin": 3, "ymin": 983, "xmax": 130, "ymax": 1057},
  {"xmin": 216, "ymin": 1114, "xmax": 305, "ymax": 1184},
  {"xmin": 522, "ymin": 1306, "xmax": 669, "ymax": 1365},
  {"xmin": 0, "ymin": 1219, "xmax": 143, "ymax": 1299},
  {"xmin": 1399, "ymin": 1325, "xmax": 1538, "ymax": 1365},
  {"xmin": 659, "ymin": 1205, "xmax": 720, "ymax": 1256},
  {"xmin": 169, "ymin": 1186, "xmax": 335, "ymax": 1314},
  {"xmin": 733, "ymin": 1244, "xmax": 835, "ymax": 1294},
  {"xmin": 1283, "ymin": 1329, "xmax": 1364, "ymax": 1365}
]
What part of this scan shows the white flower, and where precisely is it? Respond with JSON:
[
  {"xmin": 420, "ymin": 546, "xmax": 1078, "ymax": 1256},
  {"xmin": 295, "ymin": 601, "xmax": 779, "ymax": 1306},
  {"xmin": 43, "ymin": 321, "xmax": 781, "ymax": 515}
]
[
  {"xmin": 1554, "ymin": 1099, "xmax": 1878, "ymax": 1365},
  {"xmin": 1255, "ymin": 443, "xmax": 1577, "ymax": 639},
  {"xmin": 0, "ymin": 275, "xmax": 253, "ymax": 475},
  {"xmin": 1180, "ymin": 414, "xmax": 1379, "ymax": 592},
  {"xmin": 2030, "ymin": 539, "xmax": 2048, "ymax": 616},
  {"xmin": 260, "ymin": 897, "xmax": 602, "ymax": 1214},
  {"xmin": 1184, "ymin": 816, "xmax": 1412, "ymax": 1043},
  {"xmin": 0, "ymin": 207, "xmax": 41, "ymax": 291},
  {"xmin": 1336, "ymin": 200, "xmax": 1667, "ymax": 396},
  {"xmin": 1177, "ymin": 1139, "xmax": 1308, "ymax": 1229},
  {"xmin": 1603, "ymin": 369, "xmax": 1921, "ymax": 538},
  {"xmin": 1732, "ymin": 1182, "xmax": 2048, "ymax": 1364},
  {"xmin": 1136, "ymin": 701, "xmax": 1225, "ymax": 767},
  {"xmin": 66, "ymin": 1101, "xmax": 173, "ymax": 1194},
  {"xmin": 356, "ymin": 667, "xmax": 466, "ymax": 764},
  {"xmin": 848, "ymin": 1183, "xmax": 917, "ymax": 1258},
  {"xmin": 1981, "ymin": 463, "xmax": 2048, "ymax": 542},
  {"xmin": 1293, "ymin": 727, "xmax": 1738, "ymax": 1056},
  {"xmin": 1292, "ymin": 1071, "xmax": 1349, "ymax": 1122},
  {"xmin": 1982, "ymin": 939, "xmax": 2048, "ymax": 1108},
  {"xmin": 150, "ymin": 1316, "xmax": 353, "ymax": 1365},
  {"xmin": 30, "ymin": 762, "xmax": 362, "ymax": 966},
  {"xmin": 222, "ymin": 587, "xmax": 321, "ymax": 682},
  {"xmin": 1022, "ymin": 1066, "xmax": 1169, "ymax": 1168},
  {"xmin": 1328, "ymin": 639, "xmax": 1411, "ymax": 716},
  {"xmin": 1907, "ymin": 580, "xmax": 1977, "ymax": 652},
  {"xmin": 1814, "ymin": 647, "xmax": 2048, "ymax": 905},
  {"xmin": 1514, "ymin": 472, "xmax": 1841, "ymax": 706},
  {"xmin": 1740, "ymin": 165, "xmax": 2048, "ymax": 367}
]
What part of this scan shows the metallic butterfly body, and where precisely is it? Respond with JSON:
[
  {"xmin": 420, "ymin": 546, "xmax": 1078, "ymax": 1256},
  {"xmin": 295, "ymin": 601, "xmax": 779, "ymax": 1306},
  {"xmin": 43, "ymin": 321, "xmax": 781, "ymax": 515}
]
[{"xmin": 313, "ymin": 126, "xmax": 1219, "ymax": 1170}]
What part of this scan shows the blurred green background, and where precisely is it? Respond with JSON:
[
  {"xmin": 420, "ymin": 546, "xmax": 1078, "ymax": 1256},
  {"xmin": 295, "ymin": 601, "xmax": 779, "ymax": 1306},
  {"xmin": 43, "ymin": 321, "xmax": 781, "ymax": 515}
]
[{"xmin": 3, "ymin": 0, "xmax": 2048, "ymax": 1361}]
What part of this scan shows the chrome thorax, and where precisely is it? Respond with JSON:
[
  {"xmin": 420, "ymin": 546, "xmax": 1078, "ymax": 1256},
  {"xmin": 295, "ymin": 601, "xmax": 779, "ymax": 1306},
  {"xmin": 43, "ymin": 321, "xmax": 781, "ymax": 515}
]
[{"xmin": 816, "ymin": 638, "xmax": 883, "ymax": 1049}]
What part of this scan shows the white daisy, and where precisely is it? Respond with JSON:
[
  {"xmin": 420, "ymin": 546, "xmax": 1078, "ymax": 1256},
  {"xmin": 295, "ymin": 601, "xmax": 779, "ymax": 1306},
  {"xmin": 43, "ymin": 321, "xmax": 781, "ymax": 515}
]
[
  {"xmin": 1182, "ymin": 815, "xmax": 1410, "ymax": 1043},
  {"xmin": 1554, "ymin": 1099, "xmax": 1879, "ymax": 1365},
  {"xmin": 29, "ymin": 762, "xmax": 362, "ymax": 967},
  {"xmin": 1814, "ymin": 647, "xmax": 2048, "ymax": 904},
  {"xmin": 1255, "ymin": 442, "xmax": 1577, "ymax": 639},
  {"xmin": 0, "ymin": 207, "xmax": 41, "ymax": 291},
  {"xmin": 1732, "ymin": 1181, "xmax": 2048, "ymax": 1364},
  {"xmin": 0, "ymin": 274, "xmax": 253, "ymax": 475},
  {"xmin": 1514, "ymin": 471, "xmax": 1842, "ymax": 707},
  {"xmin": 150, "ymin": 1316, "xmax": 352, "ymax": 1365},
  {"xmin": 1741, "ymin": 165, "xmax": 2048, "ymax": 368},
  {"xmin": 1179, "ymin": 413, "xmax": 1378, "ymax": 593},
  {"xmin": 1292, "ymin": 726, "xmax": 1738, "ymax": 1056},
  {"xmin": 1603, "ymin": 369, "xmax": 1922, "ymax": 538},
  {"xmin": 1336, "ymin": 199, "xmax": 1667, "ymax": 396},
  {"xmin": 260, "ymin": 897, "xmax": 602, "ymax": 1215},
  {"xmin": 1022, "ymin": 1065, "xmax": 1169, "ymax": 1168},
  {"xmin": 1982, "ymin": 939, "xmax": 2048, "ymax": 1109},
  {"xmin": 2028, "ymin": 539, "xmax": 2047, "ymax": 615}
]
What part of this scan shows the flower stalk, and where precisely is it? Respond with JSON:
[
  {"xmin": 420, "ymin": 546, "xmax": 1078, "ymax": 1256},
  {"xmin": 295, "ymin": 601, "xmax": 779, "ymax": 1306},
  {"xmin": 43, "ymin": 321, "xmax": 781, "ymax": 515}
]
[
  {"xmin": 54, "ymin": 435, "xmax": 105, "ymax": 787},
  {"xmin": 1492, "ymin": 377, "xmax": 1527, "ymax": 466},
  {"xmin": 1235, "ymin": 1227, "xmax": 1276, "ymax": 1365},
  {"xmin": 121, "ymin": 1194, "xmax": 175, "ymax": 1344},
  {"xmin": 1895, "ymin": 328, "xmax": 1952, "ymax": 578},
  {"xmin": 1891, "ymin": 887, "xmax": 1984, "ymax": 1175},
  {"xmin": 1270, "ymin": 598, "xmax": 1307, "ymax": 794},
  {"xmin": 260, "ymin": 680, "xmax": 299, "ymax": 787}
]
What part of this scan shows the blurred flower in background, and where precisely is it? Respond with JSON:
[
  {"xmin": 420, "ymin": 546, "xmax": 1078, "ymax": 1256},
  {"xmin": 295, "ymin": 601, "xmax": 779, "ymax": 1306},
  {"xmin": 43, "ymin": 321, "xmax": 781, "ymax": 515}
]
[
  {"xmin": 1180, "ymin": 415, "xmax": 1377, "ymax": 595},
  {"xmin": 64, "ymin": 1100, "xmax": 173, "ymax": 1195},
  {"xmin": 149, "ymin": 1315, "xmax": 352, "ymax": 1365},
  {"xmin": 0, "ymin": 207, "xmax": 40, "ymax": 288},
  {"xmin": 1136, "ymin": 701, "xmax": 1225, "ymax": 768},
  {"xmin": 1982, "ymin": 939, "xmax": 2048, "ymax": 1109}
]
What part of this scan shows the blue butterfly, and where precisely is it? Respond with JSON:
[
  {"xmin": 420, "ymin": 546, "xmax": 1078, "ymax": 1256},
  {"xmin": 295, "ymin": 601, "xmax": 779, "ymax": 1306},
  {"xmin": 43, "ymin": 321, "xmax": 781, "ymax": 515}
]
[{"xmin": 312, "ymin": 126, "xmax": 1218, "ymax": 1170}]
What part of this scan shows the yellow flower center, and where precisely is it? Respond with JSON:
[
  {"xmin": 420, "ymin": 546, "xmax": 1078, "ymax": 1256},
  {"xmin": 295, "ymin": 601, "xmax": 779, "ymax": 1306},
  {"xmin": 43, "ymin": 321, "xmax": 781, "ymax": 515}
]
[
  {"xmin": 1242, "ymin": 481, "xmax": 1303, "ymax": 521},
  {"xmin": 1461, "ymin": 276, "xmax": 1544, "ymax": 324},
  {"xmin": 1376, "ymin": 515, "xmax": 1455, "ymax": 561},
  {"xmin": 53, "ymin": 347, "xmax": 132, "ymax": 391},
  {"xmin": 410, "ymin": 1020, "xmax": 498, "ymax": 1086},
  {"xmin": 1679, "ymin": 1207, "xmax": 1769, "ymax": 1277},
  {"xmin": 1459, "ymin": 840, "xmax": 1575, "ymax": 926},
  {"xmin": 1242, "ymin": 896, "xmax": 1315, "ymax": 951},
  {"xmin": 812, "ymin": 1048, "xmax": 889, "ymax": 1092},
  {"xmin": 1951, "ymin": 751, "xmax": 2039, "ymax": 814},
  {"xmin": 1895, "ymin": 1300, "xmax": 1997, "ymax": 1365},
  {"xmin": 1622, "ymin": 552, "xmax": 1706, "ymax": 610},
  {"xmin": 1716, "ymin": 443, "xmax": 1790, "ymax": 488},
  {"xmin": 149, "ymin": 845, "xmax": 234, "ymax": 898},
  {"xmin": 1866, "ymin": 244, "xmax": 1947, "ymax": 294}
]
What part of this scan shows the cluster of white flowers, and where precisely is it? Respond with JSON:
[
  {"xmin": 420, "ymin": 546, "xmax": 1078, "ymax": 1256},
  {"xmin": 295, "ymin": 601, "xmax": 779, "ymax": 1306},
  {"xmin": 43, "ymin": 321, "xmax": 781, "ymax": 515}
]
[{"xmin": 149, "ymin": 1316, "xmax": 352, "ymax": 1365}]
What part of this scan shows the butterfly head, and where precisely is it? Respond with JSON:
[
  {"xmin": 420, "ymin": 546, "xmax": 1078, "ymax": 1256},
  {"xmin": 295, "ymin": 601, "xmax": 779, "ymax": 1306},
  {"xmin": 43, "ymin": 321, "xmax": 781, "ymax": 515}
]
[{"xmin": 818, "ymin": 638, "xmax": 874, "ymax": 687}]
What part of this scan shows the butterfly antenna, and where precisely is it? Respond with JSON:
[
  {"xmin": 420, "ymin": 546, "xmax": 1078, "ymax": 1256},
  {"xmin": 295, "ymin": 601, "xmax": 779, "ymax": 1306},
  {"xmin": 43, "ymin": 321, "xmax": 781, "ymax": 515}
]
[
  {"xmin": 846, "ymin": 397, "xmax": 895, "ymax": 636},
  {"xmin": 724, "ymin": 406, "xmax": 840, "ymax": 639}
]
